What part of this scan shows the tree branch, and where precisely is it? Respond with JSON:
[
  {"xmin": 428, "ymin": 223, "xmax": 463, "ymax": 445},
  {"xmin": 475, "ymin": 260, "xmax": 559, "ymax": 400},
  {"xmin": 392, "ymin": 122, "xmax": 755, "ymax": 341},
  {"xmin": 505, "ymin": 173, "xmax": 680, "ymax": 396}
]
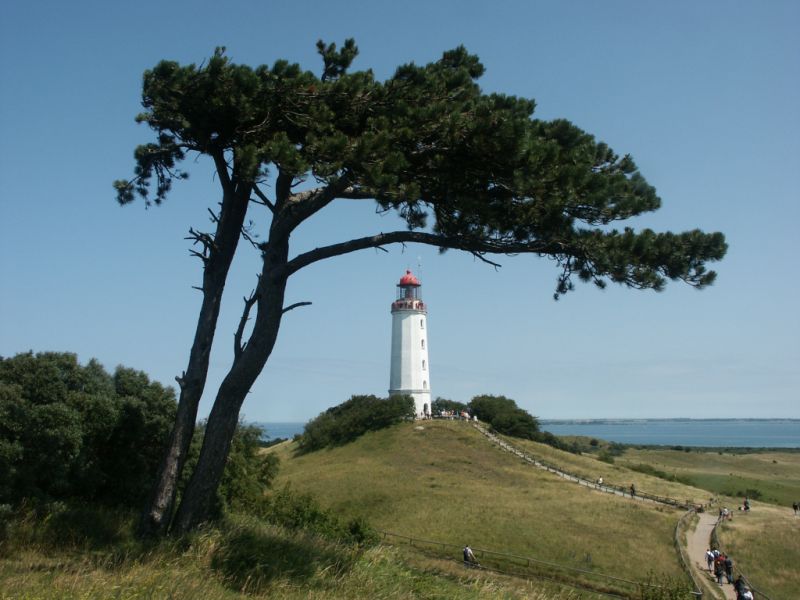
[
  {"xmin": 282, "ymin": 301, "xmax": 312, "ymax": 314},
  {"xmin": 283, "ymin": 231, "xmax": 558, "ymax": 277},
  {"xmin": 251, "ymin": 183, "xmax": 276, "ymax": 213},
  {"xmin": 234, "ymin": 289, "xmax": 259, "ymax": 359}
]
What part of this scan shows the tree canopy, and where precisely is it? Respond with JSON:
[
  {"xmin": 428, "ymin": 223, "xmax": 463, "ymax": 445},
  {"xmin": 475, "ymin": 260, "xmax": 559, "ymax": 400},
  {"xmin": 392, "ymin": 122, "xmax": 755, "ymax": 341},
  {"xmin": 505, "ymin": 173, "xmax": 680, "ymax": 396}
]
[{"xmin": 115, "ymin": 41, "xmax": 726, "ymax": 534}]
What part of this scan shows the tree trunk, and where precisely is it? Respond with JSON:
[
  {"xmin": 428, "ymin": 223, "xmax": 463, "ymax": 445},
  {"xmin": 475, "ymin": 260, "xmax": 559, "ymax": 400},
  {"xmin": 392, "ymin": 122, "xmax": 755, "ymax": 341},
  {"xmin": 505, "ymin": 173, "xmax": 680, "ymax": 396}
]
[
  {"xmin": 172, "ymin": 244, "xmax": 288, "ymax": 533},
  {"xmin": 138, "ymin": 183, "xmax": 249, "ymax": 537}
]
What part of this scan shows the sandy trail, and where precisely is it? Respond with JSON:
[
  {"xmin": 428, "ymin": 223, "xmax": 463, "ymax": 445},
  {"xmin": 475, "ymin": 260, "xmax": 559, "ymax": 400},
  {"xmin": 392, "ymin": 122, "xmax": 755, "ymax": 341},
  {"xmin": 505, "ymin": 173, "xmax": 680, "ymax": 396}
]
[{"xmin": 685, "ymin": 511, "xmax": 737, "ymax": 600}]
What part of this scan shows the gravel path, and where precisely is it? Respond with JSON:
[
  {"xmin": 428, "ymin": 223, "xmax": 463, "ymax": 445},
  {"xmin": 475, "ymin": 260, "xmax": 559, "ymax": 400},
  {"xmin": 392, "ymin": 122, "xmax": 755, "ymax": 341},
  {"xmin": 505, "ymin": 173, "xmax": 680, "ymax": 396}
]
[{"xmin": 685, "ymin": 511, "xmax": 737, "ymax": 599}]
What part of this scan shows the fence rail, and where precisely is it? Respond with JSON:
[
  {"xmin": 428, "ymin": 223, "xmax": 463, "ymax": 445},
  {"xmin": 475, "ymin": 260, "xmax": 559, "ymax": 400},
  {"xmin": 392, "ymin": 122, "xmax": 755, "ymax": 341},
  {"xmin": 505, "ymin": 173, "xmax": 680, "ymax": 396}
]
[
  {"xmin": 379, "ymin": 529, "xmax": 701, "ymax": 599},
  {"xmin": 674, "ymin": 509, "xmax": 705, "ymax": 597},
  {"xmin": 473, "ymin": 422, "xmax": 709, "ymax": 511}
]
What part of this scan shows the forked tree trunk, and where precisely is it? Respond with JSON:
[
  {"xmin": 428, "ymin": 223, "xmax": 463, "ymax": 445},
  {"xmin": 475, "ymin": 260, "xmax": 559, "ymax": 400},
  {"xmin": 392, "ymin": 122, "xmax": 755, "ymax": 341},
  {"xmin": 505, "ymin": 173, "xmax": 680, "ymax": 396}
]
[
  {"xmin": 138, "ymin": 183, "xmax": 249, "ymax": 537},
  {"xmin": 172, "ymin": 246, "xmax": 289, "ymax": 533}
]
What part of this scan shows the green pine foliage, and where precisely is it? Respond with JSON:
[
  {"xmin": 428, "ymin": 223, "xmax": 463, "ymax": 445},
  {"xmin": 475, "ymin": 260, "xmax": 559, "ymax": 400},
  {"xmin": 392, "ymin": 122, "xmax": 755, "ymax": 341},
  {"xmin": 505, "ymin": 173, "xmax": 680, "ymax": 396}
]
[{"xmin": 298, "ymin": 394, "xmax": 415, "ymax": 453}]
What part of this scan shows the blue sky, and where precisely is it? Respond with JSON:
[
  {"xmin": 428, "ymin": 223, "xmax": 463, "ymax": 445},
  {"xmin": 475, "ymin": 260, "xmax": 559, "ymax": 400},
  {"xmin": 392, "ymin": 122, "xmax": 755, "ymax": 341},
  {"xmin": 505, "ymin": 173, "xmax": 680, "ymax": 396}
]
[{"xmin": 1, "ymin": 1, "xmax": 798, "ymax": 422}]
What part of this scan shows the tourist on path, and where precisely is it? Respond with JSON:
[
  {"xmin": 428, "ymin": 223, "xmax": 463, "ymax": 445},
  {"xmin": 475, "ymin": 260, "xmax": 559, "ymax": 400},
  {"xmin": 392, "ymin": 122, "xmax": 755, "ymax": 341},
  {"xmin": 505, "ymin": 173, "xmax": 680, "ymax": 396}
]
[
  {"xmin": 705, "ymin": 548, "xmax": 715, "ymax": 572},
  {"xmin": 724, "ymin": 554, "xmax": 734, "ymax": 584},
  {"xmin": 714, "ymin": 555, "xmax": 725, "ymax": 585},
  {"xmin": 463, "ymin": 544, "xmax": 477, "ymax": 567},
  {"xmin": 734, "ymin": 575, "xmax": 745, "ymax": 598}
]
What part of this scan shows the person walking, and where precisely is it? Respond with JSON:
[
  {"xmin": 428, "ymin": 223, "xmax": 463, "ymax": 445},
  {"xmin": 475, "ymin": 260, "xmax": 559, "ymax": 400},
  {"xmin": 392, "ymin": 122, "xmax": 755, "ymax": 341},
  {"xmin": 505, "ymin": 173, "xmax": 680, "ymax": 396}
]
[
  {"xmin": 733, "ymin": 575, "xmax": 746, "ymax": 598},
  {"xmin": 724, "ymin": 554, "xmax": 734, "ymax": 584},
  {"xmin": 463, "ymin": 544, "xmax": 477, "ymax": 567},
  {"xmin": 714, "ymin": 555, "xmax": 725, "ymax": 585},
  {"xmin": 705, "ymin": 548, "xmax": 715, "ymax": 572}
]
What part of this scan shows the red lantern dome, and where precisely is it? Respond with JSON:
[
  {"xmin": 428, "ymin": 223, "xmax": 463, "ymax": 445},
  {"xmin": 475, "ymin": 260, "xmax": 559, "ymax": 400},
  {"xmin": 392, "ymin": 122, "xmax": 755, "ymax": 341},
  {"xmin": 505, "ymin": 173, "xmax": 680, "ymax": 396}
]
[{"xmin": 398, "ymin": 270, "xmax": 420, "ymax": 287}]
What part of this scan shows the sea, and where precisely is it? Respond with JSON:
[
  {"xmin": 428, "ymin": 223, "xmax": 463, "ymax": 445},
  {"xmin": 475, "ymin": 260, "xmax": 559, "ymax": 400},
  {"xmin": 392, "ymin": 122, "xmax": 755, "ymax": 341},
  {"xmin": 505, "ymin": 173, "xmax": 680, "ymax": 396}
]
[
  {"xmin": 255, "ymin": 419, "xmax": 800, "ymax": 448},
  {"xmin": 540, "ymin": 419, "xmax": 800, "ymax": 448}
]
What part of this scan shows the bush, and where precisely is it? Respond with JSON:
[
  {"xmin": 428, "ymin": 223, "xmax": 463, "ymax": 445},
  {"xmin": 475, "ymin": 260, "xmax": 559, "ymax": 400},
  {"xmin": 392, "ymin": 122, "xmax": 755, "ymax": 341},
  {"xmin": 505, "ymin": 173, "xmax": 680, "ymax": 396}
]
[
  {"xmin": 298, "ymin": 394, "xmax": 414, "ymax": 453},
  {"xmin": 467, "ymin": 395, "xmax": 539, "ymax": 440},
  {"xmin": 431, "ymin": 397, "xmax": 467, "ymax": 414},
  {"xmin": 260, "ymin": 485, "xmax": 377, "ymax": 545},
  {"xmin": 0, "ymin": 352, "xmax": 176, "ymax": 508}
]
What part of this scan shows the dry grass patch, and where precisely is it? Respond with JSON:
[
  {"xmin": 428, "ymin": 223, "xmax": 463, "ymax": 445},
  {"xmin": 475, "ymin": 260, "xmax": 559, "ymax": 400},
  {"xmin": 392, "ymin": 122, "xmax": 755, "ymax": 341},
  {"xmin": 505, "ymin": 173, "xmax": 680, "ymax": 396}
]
[{"xmin": 715, "ymin": 503, "xmax": 800, "ymax": 600}]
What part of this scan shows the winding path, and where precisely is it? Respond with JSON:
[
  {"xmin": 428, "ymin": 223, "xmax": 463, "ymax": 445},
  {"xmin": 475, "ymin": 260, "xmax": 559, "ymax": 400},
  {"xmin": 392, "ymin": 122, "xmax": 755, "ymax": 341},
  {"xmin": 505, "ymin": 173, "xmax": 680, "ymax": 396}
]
[
  {"xmin": 471, "ymin": 422, "xmax": 716, "ymax": 596},
  {"xmin": 685, "ymin": 512, "xmax": 736, "ymax": 600}
]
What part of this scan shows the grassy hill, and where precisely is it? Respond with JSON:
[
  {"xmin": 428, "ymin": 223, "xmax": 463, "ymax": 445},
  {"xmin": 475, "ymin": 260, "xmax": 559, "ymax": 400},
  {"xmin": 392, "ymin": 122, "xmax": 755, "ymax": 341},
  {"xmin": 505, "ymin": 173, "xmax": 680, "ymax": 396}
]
[
  {"xmin": 269, "ymin": 420, "xmax": 692, "ymax": 585},
  {"xmin": 5, "ymin": 418, "xmax": 795, "ymax": 598}
]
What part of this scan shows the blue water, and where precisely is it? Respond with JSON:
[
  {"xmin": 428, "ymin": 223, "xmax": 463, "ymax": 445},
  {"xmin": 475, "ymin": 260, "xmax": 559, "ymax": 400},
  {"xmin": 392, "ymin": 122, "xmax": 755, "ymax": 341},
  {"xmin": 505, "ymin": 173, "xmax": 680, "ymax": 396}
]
[
  {"xmin": 255, "ymin": 421, "xmax": 305, "ymax": 441},
  {"xmin": 254, "ymin": 419, "xmax": 800, "ymax": 448},
  {"xmin": 540, "ymin": 419, "xmax": 800, "ymax": 448}
]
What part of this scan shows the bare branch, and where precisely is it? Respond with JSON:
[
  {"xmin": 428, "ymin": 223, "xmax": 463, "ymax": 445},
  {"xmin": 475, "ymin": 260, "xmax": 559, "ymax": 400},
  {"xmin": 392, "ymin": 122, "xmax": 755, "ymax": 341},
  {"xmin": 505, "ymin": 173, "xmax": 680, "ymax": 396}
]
[
  {"xmin": 234, "ymin": 289, "xmax": 259, "ymax": 359},
  {"xmin": 282, "ymin": 301, "xmax": 312, "ymax": 314},
  {"xmin": 252, "ymin": 183, "xmax": 276, "ymax": 213}
]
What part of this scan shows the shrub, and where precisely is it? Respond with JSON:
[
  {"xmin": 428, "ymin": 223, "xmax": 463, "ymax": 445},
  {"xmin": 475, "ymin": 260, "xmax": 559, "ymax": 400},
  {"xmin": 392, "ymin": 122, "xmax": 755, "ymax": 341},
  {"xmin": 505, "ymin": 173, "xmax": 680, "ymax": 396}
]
[
  {"xmin": 0, "ymin": 352, "xmax": 175, "ymax": 508},
  {"xmin": 431, "ymin": 397, "xmax": 467, "ymax": 414},
  {"xmin": 298, "ymin": 394, "xmax": 414, "ymax": 453},
  {"xmin": 468, "ymin": 395, "xmax": 540, "ymax": 440},
  {"xmin": 260, "ymin": 485, "xmax": 377, "ymax": 545}
]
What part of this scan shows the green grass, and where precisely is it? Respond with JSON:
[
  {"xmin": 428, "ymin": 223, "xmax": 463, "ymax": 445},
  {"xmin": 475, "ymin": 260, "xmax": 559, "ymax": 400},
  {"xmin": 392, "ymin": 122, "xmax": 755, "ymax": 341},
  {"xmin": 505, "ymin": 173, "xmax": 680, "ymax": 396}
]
[
  {"xmin": 492, "ymin": 433, "xmax": 712, "ymax": 505},
  {"xmin": 270, "ymin": 420, "xmax": 688, "ymax": 584},
  {"xmin": 715, "ymin": 504, "xmax": 800, "ymax": 599},
  {"xmin": 0, "ymin": 509, "xmax": 563, "ymax": 599},
  {"xmin": 615, "ymin": 447, "xmax": 800, "ymax": 506}
]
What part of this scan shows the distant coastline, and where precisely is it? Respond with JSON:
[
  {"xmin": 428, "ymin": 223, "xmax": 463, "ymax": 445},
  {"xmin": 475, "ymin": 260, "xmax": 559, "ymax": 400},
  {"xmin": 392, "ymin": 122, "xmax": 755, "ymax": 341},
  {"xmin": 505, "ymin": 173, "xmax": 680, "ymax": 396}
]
[
  {"xmin": 540, "ymin": 418, "xmax": 800, "ymax": 448},
  {"xmin": 541, "ymin": 418, "xmax": 800, "ymax": 424},
  {"xmin": 255, "ymin": 418, "xmax": 800, "ymax": 448}
]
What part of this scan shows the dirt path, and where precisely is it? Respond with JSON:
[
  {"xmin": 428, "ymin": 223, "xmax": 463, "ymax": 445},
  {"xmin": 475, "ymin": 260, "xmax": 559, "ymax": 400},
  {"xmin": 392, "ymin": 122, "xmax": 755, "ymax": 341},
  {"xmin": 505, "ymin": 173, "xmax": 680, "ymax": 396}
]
[{"xmin": 685, "ymin": 511, "xmax": 738, "ymax": 599}]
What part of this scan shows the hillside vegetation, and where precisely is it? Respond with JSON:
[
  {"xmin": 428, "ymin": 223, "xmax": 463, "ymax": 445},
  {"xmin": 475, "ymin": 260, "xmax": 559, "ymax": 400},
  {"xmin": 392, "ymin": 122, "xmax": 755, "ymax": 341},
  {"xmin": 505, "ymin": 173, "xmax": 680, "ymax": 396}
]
[
  {"xmin": 0, "ymin": 509, "xmax": 554, "ymax": 600},
  {"xmin": 615, "ymin": 447, "xmax": 800, "ymax": 507},
  {"xmin": 269, "ymin": 420, "xmax": 689, "ymax": 583}
]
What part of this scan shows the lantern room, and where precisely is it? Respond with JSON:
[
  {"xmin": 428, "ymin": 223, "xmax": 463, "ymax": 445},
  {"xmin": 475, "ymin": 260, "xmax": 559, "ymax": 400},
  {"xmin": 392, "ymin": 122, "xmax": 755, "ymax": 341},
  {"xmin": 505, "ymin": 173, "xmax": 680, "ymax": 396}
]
[{"xmin": 392, "ymin": 270, "xmax": 425, "ymax": 311}]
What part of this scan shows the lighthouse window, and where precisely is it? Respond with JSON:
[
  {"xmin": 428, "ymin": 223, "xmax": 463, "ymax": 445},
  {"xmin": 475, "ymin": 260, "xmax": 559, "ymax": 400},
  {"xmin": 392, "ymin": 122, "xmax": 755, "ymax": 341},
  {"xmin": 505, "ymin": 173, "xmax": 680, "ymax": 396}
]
[
  {"xmin": 422, "ymin": 359, "xmax": 426, "ymax": 371},
  {"xmin": 421, "ymin": 339, "xmax": 425, "ymax": 349},
  {"xmin": 423, "ymin": 380, "xmax": 427, "ymax": 389},
  {"xmin": 420, "ymin": 319, "xmax": 424, "ymax": 329}
]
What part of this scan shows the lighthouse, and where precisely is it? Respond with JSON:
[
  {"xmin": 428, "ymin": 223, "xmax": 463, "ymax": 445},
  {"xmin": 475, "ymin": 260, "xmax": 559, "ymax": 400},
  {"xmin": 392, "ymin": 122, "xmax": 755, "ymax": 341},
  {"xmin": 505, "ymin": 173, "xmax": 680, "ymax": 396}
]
[{"xmin": 389, "ymin": 270, "xmax": 431, "ymax": 418}]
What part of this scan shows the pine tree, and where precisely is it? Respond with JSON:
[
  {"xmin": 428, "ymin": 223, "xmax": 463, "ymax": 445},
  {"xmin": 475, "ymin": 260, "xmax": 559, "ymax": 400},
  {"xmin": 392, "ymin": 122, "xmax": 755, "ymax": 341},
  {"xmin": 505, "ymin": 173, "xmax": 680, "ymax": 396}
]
[{"xmin": 115, "ymin": 41, "xmax": 726, "ymax": 535}]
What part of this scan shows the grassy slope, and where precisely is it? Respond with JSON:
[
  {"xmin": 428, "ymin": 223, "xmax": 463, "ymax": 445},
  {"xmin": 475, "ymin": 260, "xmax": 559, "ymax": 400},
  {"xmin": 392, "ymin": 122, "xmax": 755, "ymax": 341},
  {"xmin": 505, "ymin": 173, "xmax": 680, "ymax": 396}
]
[
  {"xmin": 494, "ymin": 434, "xmax": 712, "ymax": 504},
  {"xmin": 615, "ymin": 448, "xmax": 800, "ymax": 506},
  {"xmin": 716, "ymin": 504, "xmax": 800, "ymax": 600},
  {"xmin": 0, "ymin": 513, "xmax": 554, "ymax": 600},
  {"xmin": 270, "ymin": 420, "xmax": 687, "ymax": 582}
]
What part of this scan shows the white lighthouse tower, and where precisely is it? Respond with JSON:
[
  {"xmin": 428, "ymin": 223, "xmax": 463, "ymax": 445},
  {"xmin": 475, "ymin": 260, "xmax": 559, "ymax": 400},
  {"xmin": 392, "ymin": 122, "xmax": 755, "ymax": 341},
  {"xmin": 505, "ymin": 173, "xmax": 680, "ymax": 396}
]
[{"xmin": 389, "ymin": 270, "xmax": 431, "ymax": 418}]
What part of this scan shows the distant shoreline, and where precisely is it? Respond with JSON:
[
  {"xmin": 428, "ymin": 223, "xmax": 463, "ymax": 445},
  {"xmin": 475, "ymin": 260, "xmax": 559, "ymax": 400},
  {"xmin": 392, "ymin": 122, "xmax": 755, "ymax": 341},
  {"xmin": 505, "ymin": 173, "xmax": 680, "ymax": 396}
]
[{"xmin": 540, "ymin": 418, "xmax": 800, "ymax": 424}]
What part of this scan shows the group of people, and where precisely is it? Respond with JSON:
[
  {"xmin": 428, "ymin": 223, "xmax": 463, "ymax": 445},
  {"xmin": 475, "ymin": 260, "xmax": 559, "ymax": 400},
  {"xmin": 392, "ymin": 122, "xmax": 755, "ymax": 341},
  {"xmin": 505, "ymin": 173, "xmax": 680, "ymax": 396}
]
[
  {"xmin": 705, "ymin": 548, "xmax": 752, "ymax": 599},
  {"xmin": 438, "ymin": 409, "xmax": 474, "ymax": 421}
]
